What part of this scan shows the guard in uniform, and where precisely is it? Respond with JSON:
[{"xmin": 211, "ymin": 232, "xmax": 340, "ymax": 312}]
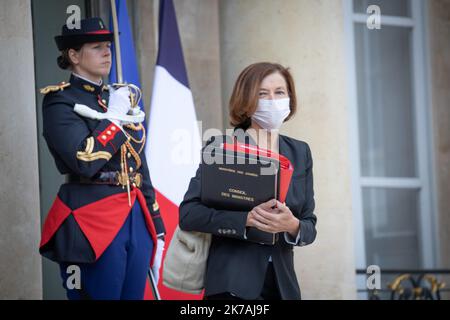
[{"xmin": 39, "ymin": 17, "xmax": 165, "ymax": 300}]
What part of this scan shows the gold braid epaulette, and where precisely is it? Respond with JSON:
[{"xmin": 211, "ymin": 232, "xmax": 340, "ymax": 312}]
[{"xmin": 40, "ymin": 82, "xmax": 71, "ymax": 94}]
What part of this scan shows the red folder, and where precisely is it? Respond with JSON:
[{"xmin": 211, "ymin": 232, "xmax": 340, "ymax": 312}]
[{"xmin": 221, "ymin": 142, "xmax": 294, "ymax": 203}]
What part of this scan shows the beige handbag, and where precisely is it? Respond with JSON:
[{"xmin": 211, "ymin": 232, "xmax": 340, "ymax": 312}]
[{"xmin": 162, "ymin": 226, "xmax": 212, "ymax": 294}]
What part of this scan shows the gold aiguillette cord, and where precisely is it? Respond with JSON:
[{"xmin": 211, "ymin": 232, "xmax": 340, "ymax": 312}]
[{"xmin": 121, "ymin": 144, "xmax": 132, "ymax": 207}]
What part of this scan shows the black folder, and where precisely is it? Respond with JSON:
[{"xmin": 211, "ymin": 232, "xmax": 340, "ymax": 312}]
[{"xmin": 200, "ymin": 146, "xmax": 280, "ymax": 245}]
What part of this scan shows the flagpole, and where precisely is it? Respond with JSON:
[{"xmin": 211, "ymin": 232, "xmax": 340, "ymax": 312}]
[
  {"xmin": 110, "ymin": 0, "xmax": 123, "ymax": 83},
  {"xmin": 110, "ymin": 0, "xmax": 160, "ymax": 300},
  {"xmin": 148, "ymin": 269, "xmax": 161, "ymax": 300}
]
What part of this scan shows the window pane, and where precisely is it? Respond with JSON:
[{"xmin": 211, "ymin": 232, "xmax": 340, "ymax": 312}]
[
  {"xmin": 353, "ymin": 0, "xmax": 411, "ymax": 17},
  {"xmin": 355, "ymin": 24, "xmax": 417, "ymax": 177},
  {"xmin": 362, "ymin": 188, "xmax": 421, "ymax": 269}
]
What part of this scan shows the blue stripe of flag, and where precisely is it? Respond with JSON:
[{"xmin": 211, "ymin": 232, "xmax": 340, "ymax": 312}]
[
  {"xmin": 109, "ymin": 0, "xmax": 144, "ymax": 111},
  {"xmin": 156, "ymin": 0, "xmax": 190, "ymax": 88}
]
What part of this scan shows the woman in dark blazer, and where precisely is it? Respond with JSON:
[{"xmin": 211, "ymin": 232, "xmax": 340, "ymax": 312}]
[{"xmin": 179, "ymin": 62, "xmax": 317, "ymax": 300}]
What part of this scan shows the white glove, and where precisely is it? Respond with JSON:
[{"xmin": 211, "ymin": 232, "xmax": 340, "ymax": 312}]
[
  {"xmin": 128, "ymin": 105, "xmax": 147, "ymax": 124},
  {"xmin": 73, "ymin": 104, "xmax": 146, "ymax": 125},
  {"xmin": 151, "ymin": 238, "xmax": 165, "ymax": 284},
  {"xmin": 128, "ymin": 108, "xmax": 146, "ymax": 123},
  {"xmin": 130, "ymin": 106, "xmax": 143, "ymax": 116},
  {"xmin": 106, "ymin": 86, "xmax": 131, "ymax": 126}
]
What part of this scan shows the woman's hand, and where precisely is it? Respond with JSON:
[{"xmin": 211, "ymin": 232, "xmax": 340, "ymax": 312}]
[
  {"xmin": 108, "ymin": 86, "xmax": 131, "ymax": 114},
  {"xmin": 247, "ymin": 199, "xmax": 300, "ymax": 236}
]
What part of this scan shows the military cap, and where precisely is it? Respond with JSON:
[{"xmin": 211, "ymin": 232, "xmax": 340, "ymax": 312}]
[{"xmin": 54, "ymin": 17, "xmax": 114, "ymax": 50}]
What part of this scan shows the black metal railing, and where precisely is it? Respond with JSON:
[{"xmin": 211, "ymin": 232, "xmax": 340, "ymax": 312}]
[{"xmin": 356, "ymin": 269, "xmax": 450, "ymax": 300}]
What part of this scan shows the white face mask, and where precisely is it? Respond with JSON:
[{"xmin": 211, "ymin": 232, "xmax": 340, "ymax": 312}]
[{"xmin": 251, "ymin": 98, "xmax": 290, "ymax": 130}]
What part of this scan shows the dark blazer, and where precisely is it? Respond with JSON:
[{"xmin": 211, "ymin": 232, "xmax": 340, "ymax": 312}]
[{"xmin": 179, "ymin": 132, "xmax": 317, "ymax": 299}]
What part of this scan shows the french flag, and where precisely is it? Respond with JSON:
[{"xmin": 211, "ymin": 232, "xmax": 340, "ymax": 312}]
[{"xmin": 145, "ymin": 0, "xmax": 202, "ymax": 300}]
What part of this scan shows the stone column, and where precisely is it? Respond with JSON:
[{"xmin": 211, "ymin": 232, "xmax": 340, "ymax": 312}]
[
  {"xmin": 428, "ymin": 0, "xmax": 450, "ymax": 269},
  {"xmin": 0, "ymin": 0, "xmax": 43, "ymax": 299}
]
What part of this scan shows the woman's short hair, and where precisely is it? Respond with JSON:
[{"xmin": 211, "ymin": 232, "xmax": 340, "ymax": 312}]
[
  {"xmin": 229, "ymin": 62, "xmax": 297, "ymax": 129},
  {"xmin": 57, "ymin": 45, "xmax": 83, "ymax": 70}
]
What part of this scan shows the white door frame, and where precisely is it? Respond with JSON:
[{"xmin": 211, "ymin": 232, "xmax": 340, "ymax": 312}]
[{"xmin": 343, "ymin": 0, "xmax": 438, "ymax": 279}]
